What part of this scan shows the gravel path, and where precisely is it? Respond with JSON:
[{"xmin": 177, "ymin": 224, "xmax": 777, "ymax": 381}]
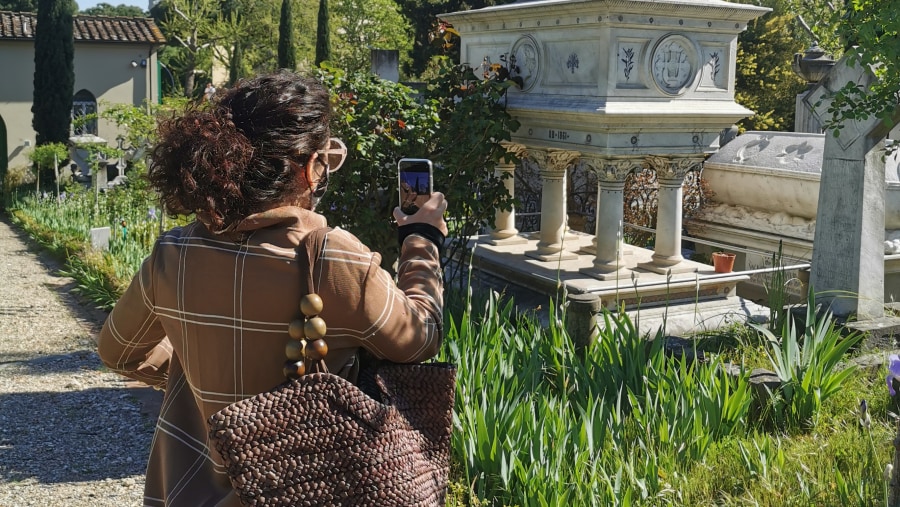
[{"xmin": 0, "ymin": 213, "xmax": 157, "ymax": 506}]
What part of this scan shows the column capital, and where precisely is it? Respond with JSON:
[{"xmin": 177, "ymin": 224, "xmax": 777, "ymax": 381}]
[
  {"xmin": 580, "ymin": 155, "xmax": 642, "ymax": 182},
  {"xmin": 500, "ymin": 141, "xmax": 529, "ymax": 159},
  {"xmin": 644, "ymin": 155, "xmax": 705, "ymax": 181},
  {"xmin": 524, "ymin": 147, "xmax": 551, "ymax": 171},
  {"xmin": 546, "ymin": 149, "xmax": 581, "ymax": 172}
]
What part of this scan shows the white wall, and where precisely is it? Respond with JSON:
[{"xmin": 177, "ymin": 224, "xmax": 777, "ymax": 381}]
[{"xmin": 0, "ymin": 40, "xmax": 159, "ymax": 171}]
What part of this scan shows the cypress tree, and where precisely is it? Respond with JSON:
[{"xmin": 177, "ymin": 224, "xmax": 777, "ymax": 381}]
[
  {"xmin": 277, "ymin": 0, "xmax": 296, "ymax": 70},
  {"xmin": 314, "ymin": 0, "xmax": 330, "ymax": 66},
  {"xmin": 32, "ymin": 0, "xmax": 74, "ymax": 146}
]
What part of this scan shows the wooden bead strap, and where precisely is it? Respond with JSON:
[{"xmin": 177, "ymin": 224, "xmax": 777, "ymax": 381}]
[{"xmin": 284, "ymin": 228, "xmax": 332, "ymax": 379}]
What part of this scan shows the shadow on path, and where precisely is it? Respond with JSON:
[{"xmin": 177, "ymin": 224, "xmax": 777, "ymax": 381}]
[{"xmin": 0, "ymin": 385, "xmax": 156, "ymax": 484}]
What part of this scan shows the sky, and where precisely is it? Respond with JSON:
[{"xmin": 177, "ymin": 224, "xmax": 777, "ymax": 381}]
[{"xmin": 76, "ymin": 0, "xmax": 151, "ymax": 12}]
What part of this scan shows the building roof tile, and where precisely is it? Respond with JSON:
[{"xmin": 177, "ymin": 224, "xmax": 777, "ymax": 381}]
[{"xmin": 0, "ymin": 11, "xmax": 166, "ymax": 44}]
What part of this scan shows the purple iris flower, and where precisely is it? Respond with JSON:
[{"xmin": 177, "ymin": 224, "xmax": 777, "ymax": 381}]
[{"xmin": 887, "ymin": 354, "xmax": 900, "ymax": 395}]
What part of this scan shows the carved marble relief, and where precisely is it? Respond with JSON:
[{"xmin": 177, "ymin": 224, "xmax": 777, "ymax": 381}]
[
  {"xmin": 651, "ymin": 34, "xmax": 697, "ymax": 95},
  {"xmin": 699, "ymin": 45, "xmax": 728, "ymax": 89},
  {"xmin": 544, "ymin": 41, "xmax": 597, "ymax": 86},
  {"xmin": 616, "ymin": 39, "xmax": 648, "ymax": 89},
  {"xmin": 509, "ymin": 35, "xmax": 540, "ymax": 92},
  {"xmin": 621, "ymin": 48, "xmax": 635, "ymax": 81},
  {"xmin": 566, "ymin": 53, "xmax": 579, "ymax": 73}
]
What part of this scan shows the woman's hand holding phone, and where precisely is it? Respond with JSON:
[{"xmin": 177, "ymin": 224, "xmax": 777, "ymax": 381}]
[{"xmin": 393, "ymin": 192, "xmax": 449, "ymax": 237}]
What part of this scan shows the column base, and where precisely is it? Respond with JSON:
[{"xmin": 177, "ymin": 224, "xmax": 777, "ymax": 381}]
[
  {"xmin": 578, "ymin": 243, "xmax": 633, "ymax": 256},
  {"xmin": 580, "ymin": 264, "xmax": 636, "ymax": 281},
  {"xmin": 525, "ymin": 230, "xmax": 583, "ymax": 245},
  {"xmin": 485, "ymin": 233, "xmax": 528, "ymax": 246},
  {"xmin": 636, "ymin": 260, "xmax": 698, "ymax": 275},
  {"xmin": 525, "ymin": 249, "xmax": 579, "ymax": 262}
]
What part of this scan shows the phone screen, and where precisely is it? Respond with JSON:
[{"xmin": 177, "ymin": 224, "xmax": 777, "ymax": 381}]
[{"xmin": 398, "ymin": 159, "xmax": 433, "ymax": 215}]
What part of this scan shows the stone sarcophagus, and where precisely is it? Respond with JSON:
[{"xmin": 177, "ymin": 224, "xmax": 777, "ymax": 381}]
[
  {"xmin": 441, "ymin": 0, "xmax": 774, "ymax": 337},
  {"xmin": 440, "ymin": 0, "xmax": 769, "ymax": 155}
]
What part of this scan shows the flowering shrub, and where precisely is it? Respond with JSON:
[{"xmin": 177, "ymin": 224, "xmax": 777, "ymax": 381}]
[{"xmin": 316, "ymin": 63, "xmax": 519, "ymax": 279}]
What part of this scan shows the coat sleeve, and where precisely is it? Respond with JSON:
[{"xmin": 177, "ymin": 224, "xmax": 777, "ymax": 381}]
[
  {"xmin": 97, "ymin": 244, "xmax": 171, "ymax": 389},
  {"xmin": 318, "ymin": 229, "xmax": 443, "ymax": 363}
]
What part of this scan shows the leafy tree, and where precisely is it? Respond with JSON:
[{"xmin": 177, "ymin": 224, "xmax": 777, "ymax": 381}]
[
  {"xmin": 393, "ymin": 0, "xmax": 513, "ymax": 78},
  {"xmin": 330, "ymin": 0, "xmax": 412, "ymax": 74},
  {"xmin": 422, "ymin": 63, "xmax": 519, "ymax": 282},
  {"xmin": 314, "ymin": 0, "xmax": 330, "ymax": 65},
  {"xmin": 28, "ymin": 142, "xmax": 68, "ymax": 192},
  {"xmin": 158, "ymin": 0, "xmax": 226, "ymax": 97},
  {"xmin": 213, "ymin": 0, "xmax": 274, "ymax": 84},
  {"xmin": 315, "ymin": 67, "xmax": 435, "ymax": 269},
  {"xmin": 0, "ymin": 0, "xmax": 36, "ymax": 11},
  {"xmin": 277, "ymin": 0, "xmax": 296, "ymax": 70},
  {"xmin": 734, "ymin": 0, "xmax": 899, "ymax": 139},
  {"xmin": 734, "ymin": 9, "xmax": 807, "ymax": 131},
  {"xmin": 32, "ymin": 0, "xmax": 75, "ymax": 146},
  {"xmin": 80, "ymin": 3, "xmax": 147, "ymax": 16},
  {"xmin": 824, "ymin": 0, "xmax": 900, "ymax": 142},
  {"xmin": 316, "ymin": 62, "xmax": 518, "ymax": 278}
]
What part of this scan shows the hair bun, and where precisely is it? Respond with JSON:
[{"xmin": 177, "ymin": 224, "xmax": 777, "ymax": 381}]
[{"xmin": 218, "ymin": 108, "xmax": 236, "ymax": 130}]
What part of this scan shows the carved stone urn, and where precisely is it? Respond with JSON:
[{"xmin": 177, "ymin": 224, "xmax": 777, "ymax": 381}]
[{"xmin": 792, "ymin": 42, "xmax": 836, "ymax": 87}]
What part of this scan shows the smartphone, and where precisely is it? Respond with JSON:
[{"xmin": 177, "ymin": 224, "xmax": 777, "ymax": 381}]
[{"xmin": 398, "ymin": 158, "xmax": 433, "ymax": 215}]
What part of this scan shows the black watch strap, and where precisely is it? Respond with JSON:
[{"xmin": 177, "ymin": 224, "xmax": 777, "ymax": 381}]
[{"xmin": 398, "ymin": 223, "xmax": 445, "ymax": 257}]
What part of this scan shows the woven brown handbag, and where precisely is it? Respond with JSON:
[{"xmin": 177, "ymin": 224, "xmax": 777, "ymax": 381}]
[{"xmin": 207, "ymin": 228, "xmax": 456, "ymax": 506}]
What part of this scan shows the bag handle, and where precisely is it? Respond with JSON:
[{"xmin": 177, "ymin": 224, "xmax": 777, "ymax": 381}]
[{"xmin": 283, "ymin": 228, "xmax": 332, "ymax": 379}]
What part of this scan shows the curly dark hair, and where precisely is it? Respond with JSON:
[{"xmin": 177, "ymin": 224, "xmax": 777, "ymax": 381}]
[{"xmin": 148, "ymin": 71, "xmax": 332, "ymax": 232}]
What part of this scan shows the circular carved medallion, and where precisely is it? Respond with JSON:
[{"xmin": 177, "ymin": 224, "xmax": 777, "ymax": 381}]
[
  {"xmin": 509, "ymin": 35, "xmax": 540, "ymax": 92},
  {"xmin": 650, "ymin": 34, "xmax": 697, "ymax": 95}
]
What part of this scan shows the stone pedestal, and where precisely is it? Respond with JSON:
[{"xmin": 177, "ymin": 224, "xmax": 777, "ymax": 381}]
[
  {"xmin": 565, "ymin": 293, "xmax": 602, "ymax": 348},
  {"xmin": 488, "ymin": 142, "xmax": 527, "ymax": 245},
  {"xmin": 638, "ymin": 156, "xmax": 702, "ymax": 274},
  {"xmin": 526, "ymin": 149, "xmax": 580, "ymax": 262}
]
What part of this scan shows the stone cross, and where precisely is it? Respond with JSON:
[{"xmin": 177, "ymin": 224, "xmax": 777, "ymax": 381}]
[{"xmin": 806, "ymin": 53, "xmax": 900, "ymax": 319}]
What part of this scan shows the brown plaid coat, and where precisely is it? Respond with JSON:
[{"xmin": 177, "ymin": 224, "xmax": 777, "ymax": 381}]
[{"xmin": 97, "ymin": 206, "xmax": 444, "ymax": 506}]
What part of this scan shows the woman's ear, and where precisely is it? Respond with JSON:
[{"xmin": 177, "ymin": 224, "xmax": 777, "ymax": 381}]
[{"xmin": 303, "ymin": 153, "xmax": 321, "ymax": 189}]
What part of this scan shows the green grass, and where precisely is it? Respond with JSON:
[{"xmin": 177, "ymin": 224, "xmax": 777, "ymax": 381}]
[{"xmin": 441, "ymin": 287, "xmax": 893, "ymax": 506}]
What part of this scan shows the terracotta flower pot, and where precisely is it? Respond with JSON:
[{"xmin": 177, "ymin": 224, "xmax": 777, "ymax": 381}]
[{"xmin": 712, "ymin": 252, "xmax": 736, "ymax": 273}]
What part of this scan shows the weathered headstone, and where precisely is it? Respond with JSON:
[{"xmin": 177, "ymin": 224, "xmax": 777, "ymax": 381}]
[
  {"xmin": 90, "ymin": 226, "xmax": 110, "ymax": 251},
  {"xmin": 370, "ymin": 49, "xmax": 399, "ymax": 83},
  {"xmin": 805, "ymin": 54, "xmax": 900, "ymax": 319}
]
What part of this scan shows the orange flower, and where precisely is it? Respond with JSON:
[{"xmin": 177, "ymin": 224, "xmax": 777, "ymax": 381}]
[{"xmin": 397, "ymin": 119, "xmax": 406, "ymax": 129}]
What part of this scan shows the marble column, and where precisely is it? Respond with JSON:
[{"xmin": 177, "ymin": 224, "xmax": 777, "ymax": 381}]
[
  {"xmin": 579, "ymin": 156, "xmax": 640, "ymax": 280},
  {"xmin": 526, "ymin": 148, "xmax": 581, "ymax": 262},
  {"xmin": 487, "ymin": 142, "xmax": 528, "ymax": 245},
  {"xmin": 637, "ymin": 155, "xmax": 703, "ymax": 274}
]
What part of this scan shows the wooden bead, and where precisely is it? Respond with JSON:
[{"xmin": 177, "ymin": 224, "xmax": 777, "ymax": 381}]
[
  {"xmin": 311, "ymin": 339, "xmax": 328, "ymax": 359},
  {"xmin": 304, "ymin": 317, "xmax": 327, "ymax": 340},
  {"xmin": 288, "ymin": 319, "xmax": 306, "ymax": 340},
  {"xmin": 300, "ymin": 293, "xmax": 324, "ymax": 317},
  {"xmin": 285, "ymin": 339, "xmax": 304, "ymax": 361},
  {"xmin": 283, "ymin": 360, "xmax": 305, "ymax": 379},
  {"xmin": 283, "ymin": 360, "xmax": 306, "ymax": 378}
]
